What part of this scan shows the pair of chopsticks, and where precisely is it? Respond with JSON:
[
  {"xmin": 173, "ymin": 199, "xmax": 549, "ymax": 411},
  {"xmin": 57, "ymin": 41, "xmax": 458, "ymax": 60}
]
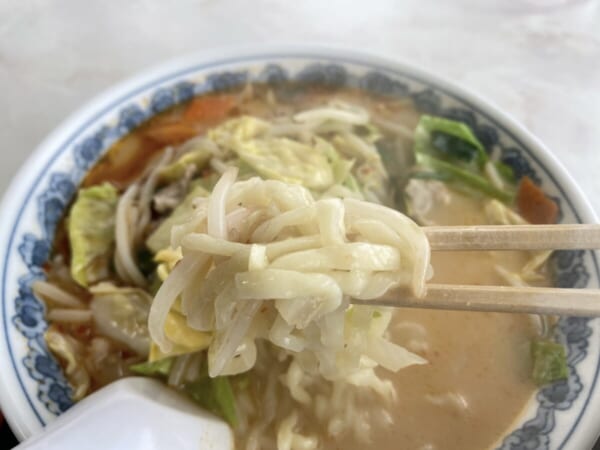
[{"xmin": 354, "ymin": 224, "xmax": 600, "ymax": 316}]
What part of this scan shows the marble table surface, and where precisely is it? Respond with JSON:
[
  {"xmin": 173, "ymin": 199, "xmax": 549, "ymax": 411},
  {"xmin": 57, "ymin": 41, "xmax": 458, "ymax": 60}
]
[{"xmin": 2, "ymin": 0, "xmax": 600, "ymax": 215}]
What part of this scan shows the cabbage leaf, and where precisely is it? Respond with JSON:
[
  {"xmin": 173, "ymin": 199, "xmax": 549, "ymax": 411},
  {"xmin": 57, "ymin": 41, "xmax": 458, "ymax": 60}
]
[
  {"xmin": 415, "ymin": 115, "xmax": 487, "ymax": 166},
  {"xmin": 146, "ymin": 184, "xmax": 209, "ymax": 253},
  {"xmin": 531, "ymin": 338, "xmax": 568, "ymax": 385},
  {"xmin": 416, "ymin": 153, "xmax": 513, "ymax": 202},
  {"xmin": 412, "ymin": 116, "xmax": 515, "ymax": 202},
  {"xmin": 184, "ymin": 368, "xmax": 237, "ymax": 426},
  {"xmin": 130, "ymin": 357, "xmax": 174, "ymax": 377},
  {"xmin": 45, "ymin": 326, "xmax": 90, "ymax": 400},
  {"xmin": 163, "ymin": 311, "xmax": 211, "ymax": 353},
  {"xmin": 158, "ymin": 147, "xmax": 212, "ymax": 183},
  {"xmin": 68, "ymin": 183, "xmax": 118, "ymax": 287},
  {"xmin": 209, "ymin": 117, "xmax": 335, "ymax": 190},
  {"xmin": 90, "ymin": 283, "xmax": 153, "ymax": 356}
]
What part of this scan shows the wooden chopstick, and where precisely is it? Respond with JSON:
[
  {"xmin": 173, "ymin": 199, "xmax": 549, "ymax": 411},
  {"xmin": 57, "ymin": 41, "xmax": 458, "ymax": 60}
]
[
  {"xmin": 354, "ymin": 283, "xmax": 600, "ymax": 317},
  {"xmin": 424, "ymin": 224, "xmax": 600, "ymax": 251},
  {"xmin": 351, "ymin": 224, "xmax": 600, "ymax": 316}
]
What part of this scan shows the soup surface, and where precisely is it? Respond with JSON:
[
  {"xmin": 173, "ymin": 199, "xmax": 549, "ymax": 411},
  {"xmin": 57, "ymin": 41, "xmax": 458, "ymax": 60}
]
[
  {"xmin": 236, "ymin": 194, "xmax": 541, "ymax": 450},
  {"xmin": 37, "ymin": 82, "xmax": 563, "ymax": 450}
]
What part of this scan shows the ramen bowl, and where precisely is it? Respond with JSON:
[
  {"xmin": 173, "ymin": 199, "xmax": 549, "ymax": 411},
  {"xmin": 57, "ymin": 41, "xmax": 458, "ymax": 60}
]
[{"xmin": 0, "ymin": 45, "xmax": 599, "ymax": 449}]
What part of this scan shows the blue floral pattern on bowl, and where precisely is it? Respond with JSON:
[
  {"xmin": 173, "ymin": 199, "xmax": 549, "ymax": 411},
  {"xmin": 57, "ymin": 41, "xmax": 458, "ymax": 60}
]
[{"xmin": 5, "ymin": 54, "xmax": 598, "ymax": 448}]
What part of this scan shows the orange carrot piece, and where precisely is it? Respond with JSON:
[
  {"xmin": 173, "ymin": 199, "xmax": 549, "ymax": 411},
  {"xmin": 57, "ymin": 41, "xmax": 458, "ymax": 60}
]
[
  {"xmin": 517, "ymin": 176, "xmax": 559, "ymax": 224},
  {"xmin": 144, "ymin": 122, "xmax": 198, "ymax": 145},
  {"xmin": 183, "ymin": 94, "xmax": 236, "ymax": 124}
]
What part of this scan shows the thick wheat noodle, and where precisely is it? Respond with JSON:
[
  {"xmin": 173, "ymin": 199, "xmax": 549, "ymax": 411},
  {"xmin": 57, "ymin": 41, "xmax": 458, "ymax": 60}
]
[
  {"xmin": 114, "ymin": 184, "xmax": 147, "ymax": 286},
  {"xmin": 47, "ymin": 309, "xmax": 93, "ymax": 323},
  {"xmin": 137, "ymin": 147, "xmax": 174, "ymax": 240},
  {"xmin": 32, "ymin": 280, "xmax": 85, "ymax": 308}
]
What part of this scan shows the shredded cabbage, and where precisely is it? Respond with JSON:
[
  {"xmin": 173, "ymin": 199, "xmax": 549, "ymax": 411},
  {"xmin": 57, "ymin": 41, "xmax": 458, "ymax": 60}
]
[
  {"xmin": 194, "ymin": 101, "xmax": 393, "ymax": 204},
  {"xmin": 210, "ymin": 117, "xmax": 336, "ymax": 190}
]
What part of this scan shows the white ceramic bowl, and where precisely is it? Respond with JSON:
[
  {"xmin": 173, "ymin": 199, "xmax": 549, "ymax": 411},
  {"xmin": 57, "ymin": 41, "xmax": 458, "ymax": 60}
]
[{"xmin": 1, "ymin": 45, "xmax": 599, "ymax": 449}]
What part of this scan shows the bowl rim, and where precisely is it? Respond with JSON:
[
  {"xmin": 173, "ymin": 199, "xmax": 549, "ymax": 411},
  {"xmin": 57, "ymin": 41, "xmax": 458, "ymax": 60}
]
[{"xmin": 1, "ymin": 43, "xmax": 599, "ymax": 447}]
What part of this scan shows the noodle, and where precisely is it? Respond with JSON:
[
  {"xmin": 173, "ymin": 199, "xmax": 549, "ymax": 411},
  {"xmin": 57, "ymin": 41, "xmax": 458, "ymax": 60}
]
[
  {"xmin": 46, "ymin": 309, "xmax": 92, "ymax": 323},
  {"xmin": 32, "ymin": 280, "xmax": 85, "ymax": 308},
  {"xmin": 149, "ymin": 253, "xmax": 207, "ymax": 352},
  {"xmin": 136, "ymin": 147, "xmax": 174, "ymax": 240},
  {"xmin": 208, "ymin": 167, "xmax": 239, "ymax": 239},
  {"xmin": 114, "ymin": 184, "xmax": 146, "ymax": 286},
  {"xmin": 149, "ymin": 170, "xmax": 430, "ymax": 364}
]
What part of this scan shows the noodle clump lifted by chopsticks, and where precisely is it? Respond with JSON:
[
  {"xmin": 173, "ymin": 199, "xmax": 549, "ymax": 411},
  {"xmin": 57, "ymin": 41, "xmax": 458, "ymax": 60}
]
[{"xmin": 148, "ymin": 167, "xmax": 431, "ymax": 380}]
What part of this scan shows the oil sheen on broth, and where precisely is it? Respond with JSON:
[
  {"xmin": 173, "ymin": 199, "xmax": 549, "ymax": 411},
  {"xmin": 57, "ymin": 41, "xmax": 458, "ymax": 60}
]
[{"xmin": 59, "ymin": 83, "xmax": 541, "ymax": 450}]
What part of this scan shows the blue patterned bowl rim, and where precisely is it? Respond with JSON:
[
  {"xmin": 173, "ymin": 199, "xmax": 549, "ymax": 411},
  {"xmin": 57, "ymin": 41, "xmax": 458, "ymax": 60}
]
[{"xmin": 0, "ymin": 45, "xmax": 599, "ymax": 449}]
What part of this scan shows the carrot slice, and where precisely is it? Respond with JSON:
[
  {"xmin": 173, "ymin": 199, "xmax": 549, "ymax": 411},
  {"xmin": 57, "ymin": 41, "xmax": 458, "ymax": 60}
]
[
  {"xmin": 183, "ymin": 94, "xmax": 236, "ymax": 124},
  {"xmin": 517, "ymin": 176, "xmax": 559, "ymax": 224},
  {"xmin": 144, "ymin": 122, "xmax": 198, "ymax": 145}
]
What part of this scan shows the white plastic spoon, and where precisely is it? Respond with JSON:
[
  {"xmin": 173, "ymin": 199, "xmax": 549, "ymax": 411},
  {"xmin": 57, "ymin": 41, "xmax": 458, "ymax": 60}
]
[{"xmin": 14, "ymin": 377, "xmax": 233, "ymax": 450}]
